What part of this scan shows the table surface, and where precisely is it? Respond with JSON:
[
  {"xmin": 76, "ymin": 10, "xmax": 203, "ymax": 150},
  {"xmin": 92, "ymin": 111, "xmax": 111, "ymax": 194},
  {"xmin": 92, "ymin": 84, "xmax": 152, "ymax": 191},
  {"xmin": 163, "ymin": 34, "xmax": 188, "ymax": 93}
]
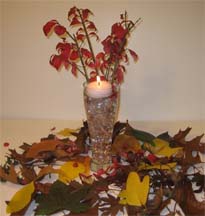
[{"xmin": 0, "ymin": 119, "xmax": 205, "ymax": 216}]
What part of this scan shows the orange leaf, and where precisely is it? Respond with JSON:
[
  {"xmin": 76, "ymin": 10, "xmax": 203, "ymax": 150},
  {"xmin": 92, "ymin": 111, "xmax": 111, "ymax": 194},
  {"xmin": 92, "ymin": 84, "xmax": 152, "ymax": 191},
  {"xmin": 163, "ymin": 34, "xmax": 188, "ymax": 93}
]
[
  {"xmin": 0, "ymin": 165, "xmax": 18, "ymax": 184},
  {"xmin": 25, "ymin": 139, "xmax": 63, "ymax": 159}
]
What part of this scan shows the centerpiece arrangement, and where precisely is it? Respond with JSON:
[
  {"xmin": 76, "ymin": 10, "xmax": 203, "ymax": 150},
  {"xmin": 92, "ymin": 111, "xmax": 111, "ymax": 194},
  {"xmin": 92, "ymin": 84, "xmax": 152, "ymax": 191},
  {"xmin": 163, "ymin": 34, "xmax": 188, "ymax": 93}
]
[
  {"xmin": 1, "ymin": 6, "xmax": 204, "ymax": 216},
  {"xmin": 43, "ymin": 6, "xmax": 141, "ymax": 170}
]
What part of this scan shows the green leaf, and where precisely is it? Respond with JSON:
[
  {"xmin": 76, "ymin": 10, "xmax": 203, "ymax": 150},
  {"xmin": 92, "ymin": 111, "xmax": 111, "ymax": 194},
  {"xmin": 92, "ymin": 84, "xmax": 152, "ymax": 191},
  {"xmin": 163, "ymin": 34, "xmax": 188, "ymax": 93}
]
[
  {"xmin": 125, "ymin": 124, "xmax": 155, "ymax": 146},
  {"xmin": 35, "ymin": 180, "xmax": 91, "ymax": 215},
  {"xmin": 157, "ymin": 131, "xmax": 172, "ymax": 142}
]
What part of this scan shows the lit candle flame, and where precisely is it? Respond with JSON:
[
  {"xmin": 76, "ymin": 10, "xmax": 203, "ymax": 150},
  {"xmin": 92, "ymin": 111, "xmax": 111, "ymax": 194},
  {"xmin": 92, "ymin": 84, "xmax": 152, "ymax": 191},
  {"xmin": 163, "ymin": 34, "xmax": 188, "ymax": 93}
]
[{"xmin": 97, "ymin": 76, "xmax": 101, "ymax": 86}]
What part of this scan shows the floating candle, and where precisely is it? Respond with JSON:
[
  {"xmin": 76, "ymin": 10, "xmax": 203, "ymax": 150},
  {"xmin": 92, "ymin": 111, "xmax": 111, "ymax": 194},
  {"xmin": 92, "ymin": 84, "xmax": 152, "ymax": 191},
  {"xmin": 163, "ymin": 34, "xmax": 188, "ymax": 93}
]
[{"xmin": 86, "ymin": 76, "xmax": 112, "ymax": 98}]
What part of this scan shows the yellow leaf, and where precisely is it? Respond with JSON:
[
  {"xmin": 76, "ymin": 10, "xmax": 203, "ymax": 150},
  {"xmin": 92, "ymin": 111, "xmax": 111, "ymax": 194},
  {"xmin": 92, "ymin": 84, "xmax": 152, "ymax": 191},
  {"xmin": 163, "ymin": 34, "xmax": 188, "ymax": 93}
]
[
  {"xmin": 57, "ymin": 128, "xmax": 78, "ymax": 137},
  {"xmin": 112, "ymin": 134, "xmax": 141, "ymax": 154},
  {"xmin": 6, "ymin": 181, "xmax": 35, "ymax": 214},
  {"xmin": 58, "ymin": 161, "xmax": 87, "ymax": 183},
  {"xmin": 119, "ymin": 172, "xmax": 150, "ymax": 206},
  {"xmin": 152, "ymin": 138, "xmax": 182, "ymax": 158},
  {"xmin": 138, "ymin": 162, "xmax": 177, "ymax": 170}
]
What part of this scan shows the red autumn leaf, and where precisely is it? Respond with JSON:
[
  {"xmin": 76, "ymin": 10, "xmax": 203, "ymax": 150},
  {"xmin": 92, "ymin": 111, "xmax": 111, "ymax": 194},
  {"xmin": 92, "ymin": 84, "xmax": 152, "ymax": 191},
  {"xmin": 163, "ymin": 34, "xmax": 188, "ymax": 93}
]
[
  {"xmin": 54, "ymin": 25, "xmax": 67, "ymax": 36},
  {"xmin": 71, "ymin": 63, "xmax": 77, "ymax": 77},
  {"xmin": 50, "ymin": 55, "xmax": 63, "ymax": 70},
  {"xmin": 81, "ymin": 48, "xmax": 92, "ymax": 58},
  {"xmin": 76, "ymin": 34, "xmax": 85, "ymax": 41},
  {"xmin": 111, "ymin": 23, "xmax": 128, "ymax": 39},
  {"xmin": 56, "ymin": 42, "xmax": 72, "ymax": 55},
  {"xmin": 70, "ymin": 17, "xmax": 81, "ymax": 26},
  {"xmin": 128, "ymin": 49, "xmax": 139, "ymax": 62},
  {"xmin": 89, "ymin": 32, "xmax": 99, "ymax": 40},
  {"xmin": 116, "ymin": 66, "xmax": 124, "ymax": 83},
  {"xmin": 85, "ymin": 58, "xmax": 95, "ymax": 68},
  {"xmin": 82, "ymin": 9, "xmax": 92, "ymax": 20},
  {"xmin": 96, "ymin": 52, "xmax": 105, "ymax": 60},
  {"xmin": 87, "ymin": 21, "xmax": 97, "ymax": 31},
  {"xmin": 63, "ymin": 60, "xmax": 70, "ymax": 70},
  {"xmin": 70, "ymin": 50, "xmax": 79, "ymax": 61},
  {"xmin": 43, "ymin": 20, "xmax": 58, "ymax": 36},
  {"xmin": 68, "ymin": 6, "xmax": 77, "ymax": 19}
]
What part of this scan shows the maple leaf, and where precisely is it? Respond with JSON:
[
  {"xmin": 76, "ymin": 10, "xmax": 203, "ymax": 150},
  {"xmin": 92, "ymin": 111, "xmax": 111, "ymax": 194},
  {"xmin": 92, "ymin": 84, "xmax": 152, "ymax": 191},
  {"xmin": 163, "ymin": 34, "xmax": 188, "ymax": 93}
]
[{"xmin": 35, "ymin": 180, "xmax": 91, "ymax": 215}]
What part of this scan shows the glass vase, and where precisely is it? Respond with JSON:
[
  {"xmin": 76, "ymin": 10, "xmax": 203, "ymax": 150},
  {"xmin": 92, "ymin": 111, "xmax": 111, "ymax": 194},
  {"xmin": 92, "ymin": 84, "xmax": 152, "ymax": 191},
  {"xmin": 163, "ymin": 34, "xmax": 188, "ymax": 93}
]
[{"xmin": 84, "ymin": 84, "xmax": 120, "ymax": 171}]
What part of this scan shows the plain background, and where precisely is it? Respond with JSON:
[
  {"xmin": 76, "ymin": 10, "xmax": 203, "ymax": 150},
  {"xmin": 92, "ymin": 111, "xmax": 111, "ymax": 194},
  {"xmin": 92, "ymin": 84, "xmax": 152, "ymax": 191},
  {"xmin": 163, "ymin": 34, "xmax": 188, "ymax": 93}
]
[{"xmin": 0, "ymin": 0, "xmax": 205, "ymax": 122}]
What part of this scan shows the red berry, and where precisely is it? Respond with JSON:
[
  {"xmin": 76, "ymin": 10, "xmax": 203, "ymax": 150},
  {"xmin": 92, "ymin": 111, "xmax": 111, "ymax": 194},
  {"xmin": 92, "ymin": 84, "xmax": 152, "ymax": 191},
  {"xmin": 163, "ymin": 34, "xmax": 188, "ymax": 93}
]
[{"xmin": 3, "ymin": 142, "xmax": 10, "ymax": 147}]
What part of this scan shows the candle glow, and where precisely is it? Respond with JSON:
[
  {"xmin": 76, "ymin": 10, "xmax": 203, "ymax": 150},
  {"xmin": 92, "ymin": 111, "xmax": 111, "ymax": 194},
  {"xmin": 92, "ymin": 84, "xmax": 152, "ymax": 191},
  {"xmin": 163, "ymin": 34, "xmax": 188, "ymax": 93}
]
[{"xmin": 86, "ymin": 77, "xmax": 112, "ymax": 98}]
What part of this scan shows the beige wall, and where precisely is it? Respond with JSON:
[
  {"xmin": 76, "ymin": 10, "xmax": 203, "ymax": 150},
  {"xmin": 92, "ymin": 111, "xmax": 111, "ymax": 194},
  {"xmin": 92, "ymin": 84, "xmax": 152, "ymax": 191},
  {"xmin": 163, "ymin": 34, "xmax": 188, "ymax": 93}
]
[
  {"xmin": 203, "ymin": 1, "xmax": 205, "ymax": 120},
  {"xmin": 0, "ymin": 2, "xmax": 2, "ymax": 118},
  {"xmin": 1, "ymin": 0, "xmax": 204, "ymax": 121}
]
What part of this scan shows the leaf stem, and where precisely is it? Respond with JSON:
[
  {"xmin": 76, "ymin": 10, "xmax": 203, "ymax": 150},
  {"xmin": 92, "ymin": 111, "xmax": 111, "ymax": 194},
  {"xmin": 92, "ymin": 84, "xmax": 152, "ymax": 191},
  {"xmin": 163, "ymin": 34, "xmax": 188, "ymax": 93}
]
[
  {"xmin": 73, "ymin": 35, "xmax": 89, "ymax": 82},
  {"xmin": 77, "ymin": 9, "xmax": 99, "ymax": 75}
]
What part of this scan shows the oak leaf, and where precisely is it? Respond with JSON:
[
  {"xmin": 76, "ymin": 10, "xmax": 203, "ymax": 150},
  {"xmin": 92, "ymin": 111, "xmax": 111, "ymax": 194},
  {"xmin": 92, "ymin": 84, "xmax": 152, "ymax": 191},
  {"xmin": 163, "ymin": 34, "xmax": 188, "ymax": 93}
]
[
  {"xmin": 0, "ymin": 165, "xmax": 18, "ymax": 184},
  {"xmin": 25, "ymin": 139, "xmax": 63, "ymax": 158}
]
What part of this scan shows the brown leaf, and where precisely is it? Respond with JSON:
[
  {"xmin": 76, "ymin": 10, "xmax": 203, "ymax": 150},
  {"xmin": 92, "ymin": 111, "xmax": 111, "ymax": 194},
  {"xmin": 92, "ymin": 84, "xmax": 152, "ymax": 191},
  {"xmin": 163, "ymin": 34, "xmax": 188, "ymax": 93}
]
[
  {"xmin": 19, "ymin": 143, "xmax": 31, "ymax": 151},
  {"xmin": 174, "ymin": 180, "xmax": 205, "ymax": 215},
  {"xmin": 9, "ymin": 149, "xmax": 27, "ymax": 164},
  {"xmin": 112, "ymin": 134, "xmax": 141, "ymax": 154},
  {"xmin": 25, "ymin": 139, "xmax": 63, "ymax": 158},
  {"xmin": 20, "ymin": 165, "xmax": 37, "ymax": 184},
  {"xmin": 53, "ymin": 149, "xmax": 71, "ymax": 159},
  {"xmin": 36, "ymin": 165, "xmax": 60, "ymax": 180},
  {"xmin": 74, "ymin": 121, "xmax": 89, "ymax": 153},
  {"xmin": 173, "ymin": 127, "xmax": 192, "ymax": 142},
  {"xmin": 35, "ymin": 182, "xmax": 52, "ymax": 194},
  {"xmin": 0, "ymin": 165, "xmax": 18, "ymax": 184},
  {"xmin": 112, "ymin": 121, "xmax": 127, "ymax": 142}
]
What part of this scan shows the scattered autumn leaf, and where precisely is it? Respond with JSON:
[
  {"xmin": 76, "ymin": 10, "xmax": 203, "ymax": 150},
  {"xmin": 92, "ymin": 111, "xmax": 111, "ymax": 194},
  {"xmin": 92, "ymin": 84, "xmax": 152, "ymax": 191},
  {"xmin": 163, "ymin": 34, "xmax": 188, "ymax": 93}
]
[
  {"xmin": 0, "ymin": 165, "xmax": 18, "ymax": 184},
  {"xmin": 56, "ymin": 128, "xmax": 78, "ymax": 137},
  {"xmin": 146, "ymin": 138, "xmax": 183, "ymax": 158},
  {"xmin": 6, "ymin": 181, "xmax": 35, "ymax": 214},
  {"xmin": 119, "ymin": 171, "xmax": 150, "ymax": 206},
  {"xmin": 25, "ymin": 139, "xmax": 63, "ymax": 158},
  {"xmin": 112, "ymin": 134, "xmax": 141, "ymax": 154}
]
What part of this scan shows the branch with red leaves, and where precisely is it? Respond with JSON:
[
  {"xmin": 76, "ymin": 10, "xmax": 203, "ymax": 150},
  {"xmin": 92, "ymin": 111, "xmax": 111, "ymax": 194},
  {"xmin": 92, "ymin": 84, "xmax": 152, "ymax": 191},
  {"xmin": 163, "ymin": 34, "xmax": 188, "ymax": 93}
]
[{"xmin": 43, "ymin": 6, "xmax": 141, "ymax": 84}]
